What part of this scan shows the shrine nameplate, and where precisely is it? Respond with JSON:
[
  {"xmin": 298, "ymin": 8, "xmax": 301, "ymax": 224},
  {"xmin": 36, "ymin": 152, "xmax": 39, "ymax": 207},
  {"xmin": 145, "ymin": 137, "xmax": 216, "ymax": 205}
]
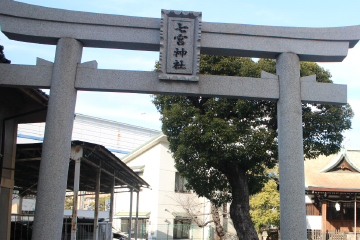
[{"xmin": 159, "ymin": 10, "xmax": 201, "ymax": 81}]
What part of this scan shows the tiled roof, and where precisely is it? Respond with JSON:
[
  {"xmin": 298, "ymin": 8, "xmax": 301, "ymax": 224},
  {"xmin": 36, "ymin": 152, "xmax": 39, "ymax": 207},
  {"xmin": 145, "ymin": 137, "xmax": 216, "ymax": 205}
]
[{"xmin": 304, "ymin": 149, "xmax": 360, "ymax": 191}]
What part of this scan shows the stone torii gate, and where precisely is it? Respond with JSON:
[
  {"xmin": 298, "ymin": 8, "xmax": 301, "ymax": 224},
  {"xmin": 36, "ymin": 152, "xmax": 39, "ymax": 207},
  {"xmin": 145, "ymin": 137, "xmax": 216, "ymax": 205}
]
[{"xmin": 0, "ymin": 1, "xmax": 359, "ymax": 239}]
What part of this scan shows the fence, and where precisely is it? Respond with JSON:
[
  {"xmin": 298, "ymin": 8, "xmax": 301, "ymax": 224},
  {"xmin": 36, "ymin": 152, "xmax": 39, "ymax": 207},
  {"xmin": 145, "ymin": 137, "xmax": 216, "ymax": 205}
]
[
  {"xmin": 113, "ymin": 223, "xmax": 213, "ymax": 240},
  {"xmin": 10, "ymin": 214, "xmax": 113, "ymax": 240},
  {"xmin": 62, "ymin": 221, "xmax": 112, "ymax": 240},
  {"xmin": 114, "ymin": 222, "xmax": 148, "ymax": 239},
  {"xmin": 10, "ymin": 217, "xmax": 223, "ymax": 240},
  {"xmin": 307, "ymin": 230, "xmax": 360, "ymax": 240},
  {"xmin": 10, "ymin": 214, "xmax": 34, "ymax": 240},
  {"xmin": 146, "ymin": 224, "xmax": 211, "ymax": 240}
]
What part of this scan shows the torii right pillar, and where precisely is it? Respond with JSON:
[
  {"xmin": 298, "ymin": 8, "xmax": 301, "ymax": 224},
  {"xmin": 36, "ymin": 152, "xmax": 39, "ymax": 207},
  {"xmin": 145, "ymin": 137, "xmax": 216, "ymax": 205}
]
[{"xmin": 277, "ymin": 52, "xmax": 307, "ymax": 239}]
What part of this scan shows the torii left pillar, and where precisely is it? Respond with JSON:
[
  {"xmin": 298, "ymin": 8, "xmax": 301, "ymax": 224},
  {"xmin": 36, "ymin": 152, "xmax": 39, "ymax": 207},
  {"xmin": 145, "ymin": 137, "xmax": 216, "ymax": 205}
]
[{"xmin": 32, "ymin": 38, "xmax": 82, "ymax": 240}]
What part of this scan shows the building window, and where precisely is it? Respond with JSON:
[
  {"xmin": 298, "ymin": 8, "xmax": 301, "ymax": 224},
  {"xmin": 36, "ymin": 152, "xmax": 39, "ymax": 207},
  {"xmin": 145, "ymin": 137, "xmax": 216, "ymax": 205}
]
[
  {"xmin": 173, "ymin": 219, "xmax": 191, "ymax": 239},
  {"xmin": 327, "ymin": 202, "xmax": 341, "ymax": 220},
  {"xmin": 327, "ymin": 202, "xmax": 359, "ymax": 220},
  {"xmin": 175, "ymin": 172, "xmax": 188, "ymax": 193},
  {"xmin": 343, "ymin": 202, "xmax": 354, "ymax": 220}
]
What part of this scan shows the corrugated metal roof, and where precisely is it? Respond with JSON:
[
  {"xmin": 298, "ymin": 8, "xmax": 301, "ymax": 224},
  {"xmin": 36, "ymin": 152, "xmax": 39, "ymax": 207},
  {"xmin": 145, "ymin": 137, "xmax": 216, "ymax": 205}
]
[{"xmin": 15, "ymin": 141, "xmax": 150, "ymax": 195}]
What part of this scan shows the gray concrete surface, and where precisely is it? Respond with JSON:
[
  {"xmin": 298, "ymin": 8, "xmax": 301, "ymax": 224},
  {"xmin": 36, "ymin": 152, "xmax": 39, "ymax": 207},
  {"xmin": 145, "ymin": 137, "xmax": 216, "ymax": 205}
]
[
  {"xmin": 31, "ymin": 38, "xmax": 82, "ymax": 240},
  {"xmin": 277, "ymin": 52, "xmax": 307, "ymax": 240},
  {"xmin": 0, "ymin": 0, "xmax": 358, "ymax": 61},
  {"xmin": 0, "ymin": 64, "xmax": 52, "ymax": 88},
  {"xmin": 75, "ymin": 68, "xmax": 280, "ymax": 100},
  {"xmin": 301, "ymin": 81, "xmax": 347, "ymax": 104}
]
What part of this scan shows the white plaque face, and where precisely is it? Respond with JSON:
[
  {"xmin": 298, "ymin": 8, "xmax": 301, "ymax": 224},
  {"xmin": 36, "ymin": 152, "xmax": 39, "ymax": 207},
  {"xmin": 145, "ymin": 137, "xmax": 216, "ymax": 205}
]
[
  {"xmin": 159, "ymin": 10, "xmax": 201, "ymax": 81},
  {"xmin": 167, "ymin": 18, "xmax": 194, "ymax": 75}
]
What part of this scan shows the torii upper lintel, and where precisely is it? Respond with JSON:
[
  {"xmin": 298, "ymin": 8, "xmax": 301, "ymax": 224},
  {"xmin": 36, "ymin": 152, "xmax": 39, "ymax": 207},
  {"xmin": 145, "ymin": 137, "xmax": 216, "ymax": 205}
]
[{"xmin": 0, "ymin": 0, "xmax": 359, "ymax": 62}]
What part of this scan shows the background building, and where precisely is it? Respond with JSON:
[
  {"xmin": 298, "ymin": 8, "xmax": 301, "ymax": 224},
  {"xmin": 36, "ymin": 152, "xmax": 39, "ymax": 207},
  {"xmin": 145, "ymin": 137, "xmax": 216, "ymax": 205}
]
[
  {"xmin": 305, "ymin": 149, "xmax": 360, "ymax": 238},
  {"xmin": 17, "ymin": 113, "xmax": 161, "ymax": 158}
]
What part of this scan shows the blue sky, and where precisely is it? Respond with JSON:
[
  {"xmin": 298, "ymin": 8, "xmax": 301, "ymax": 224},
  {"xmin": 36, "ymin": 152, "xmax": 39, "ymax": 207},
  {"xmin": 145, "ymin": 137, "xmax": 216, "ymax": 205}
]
[{"xmin": 1, "ymin": 0, "xmax": 360, "ymax": 149}]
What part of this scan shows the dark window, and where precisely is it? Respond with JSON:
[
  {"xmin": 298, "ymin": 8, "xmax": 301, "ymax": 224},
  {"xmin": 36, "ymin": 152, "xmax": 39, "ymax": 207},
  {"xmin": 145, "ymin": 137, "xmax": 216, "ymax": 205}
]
[
  {"xmin": 327, "ymin": 202, "xmax": 341, "ymax": 220},
  {"xmin": 326, "ymin": 202, "xmax": 359, "ymax": 221},
  {"xmin": 175, "ymin": 172, "xmax": 188, "ymax": 193},
  {"xmin": 343, "ymin": 202, "xmax": 354, "ymax": 220},
  {"xmin": 173, "ymin": 219, "xmax": 191, "ymax": 239}
]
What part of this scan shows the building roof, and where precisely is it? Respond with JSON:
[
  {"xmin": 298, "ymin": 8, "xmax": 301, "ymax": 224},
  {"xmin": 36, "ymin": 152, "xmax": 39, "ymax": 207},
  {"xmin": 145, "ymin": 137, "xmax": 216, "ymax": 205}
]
[
  {"xmin": 114, "ymin": 212, "xmax": 151, "ymax": 218},
  {"xmin": 15, "ymin": 141, "xmax": 150, "ymax": 196},
  {"xmin": 121, "ymin": 133, "xmax": 167, "ymax": 164},
  {"xmin": 304, "ymin": 149, "xmax": 360, "ymax": 192}
]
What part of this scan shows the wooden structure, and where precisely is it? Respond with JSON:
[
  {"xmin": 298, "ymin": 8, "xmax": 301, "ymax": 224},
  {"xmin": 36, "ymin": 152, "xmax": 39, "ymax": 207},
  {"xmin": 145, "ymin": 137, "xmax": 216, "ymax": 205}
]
[{"xmin": 305, "ymin": 149, "xmax": 360, "ymax": 233}]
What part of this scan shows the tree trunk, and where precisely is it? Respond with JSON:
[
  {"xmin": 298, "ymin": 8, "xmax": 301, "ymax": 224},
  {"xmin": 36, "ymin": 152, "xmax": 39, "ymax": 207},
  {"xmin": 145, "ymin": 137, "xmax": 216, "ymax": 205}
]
[
  {"xmin": 225, "ymin": 164, "xmax": 258, "ymax": 240},
  {"xmin": 211, "ymin": 204, "xmax": 225, "ymax": 240}
]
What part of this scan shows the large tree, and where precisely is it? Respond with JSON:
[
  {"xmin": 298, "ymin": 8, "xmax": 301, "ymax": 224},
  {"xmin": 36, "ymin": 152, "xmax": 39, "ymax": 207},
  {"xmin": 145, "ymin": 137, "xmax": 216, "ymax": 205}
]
[{"xmin": 153, "ymin": 56, "xmax": 353, "ymax": 239}]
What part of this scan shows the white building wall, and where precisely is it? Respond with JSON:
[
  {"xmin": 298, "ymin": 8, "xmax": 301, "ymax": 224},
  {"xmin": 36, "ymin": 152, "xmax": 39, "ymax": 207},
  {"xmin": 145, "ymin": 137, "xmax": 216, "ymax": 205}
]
[
  {"xmin": 115, "ymin": 139, "xmax": 210, "ymax": 240},
  {"xmin": 306, "ymin": 216, "xmax": 322, "ymax": 230},
  {"xmin": 306, "ymin": 194, "xmax": 314, "ymax": 203}
]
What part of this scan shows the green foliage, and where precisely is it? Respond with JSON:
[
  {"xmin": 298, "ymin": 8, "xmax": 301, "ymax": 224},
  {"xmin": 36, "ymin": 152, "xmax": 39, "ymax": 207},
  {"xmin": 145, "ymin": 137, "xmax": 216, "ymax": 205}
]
[
  {"xmin": 64, "ymin": 195, "xmax": 73, "ymax": 209},
  {"xmin": 90, "ymin": 195, "xmax": 110, "ymax": 211},
  {"xmin": 249, "ymin": 178, "xmax": 280, "ymax": 233},
  {"xmin": 153, "ymin": 55, "xmax": 353, "ymax": 207}
]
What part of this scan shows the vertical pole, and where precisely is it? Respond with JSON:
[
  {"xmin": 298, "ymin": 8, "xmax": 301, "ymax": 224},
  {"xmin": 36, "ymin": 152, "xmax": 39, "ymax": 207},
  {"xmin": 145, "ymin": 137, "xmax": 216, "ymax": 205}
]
[
  {"xmin": 94, "ymin": 170, "xmax": 101, "ymax": 240},
  {"xmin": 110, "ymin": 174, "xmax": 115, "ymax": 224},
  {"xmin": 355, "ymin": 194, "xmax": 357, "ymax": 238},
  {"xmin": 18, "ymin": 195, "xmax": 23, "ymax": 218},
  {"xmin": 135, "ymin": 190, "xmax": 140, "ymax": 240},
  {"xmin": 276, "ymin": 52, "xmax": 306, "ymax": 240},
  {"xmin": 129, "ymin": 188, "xmax": 133, "ymax": 240},
  {"xmin": 141, "ymin": 220, "xmax": 144, "ymax": 239},
  {"xmin": 321, "ymin": 200, "xmax": 327, "ymax": 240},
  {"xmin": 167, "ymin": 223, "xmax": 169, "ymax": 240},
  {"xmin": 71, "ymin": 159, "xmax": 81, "ymax": 240},
  {"xmin": 0, "ymin": 119, "xmax": 18, "ymax": 240},
  {"xmin": 191, "ymin": 225, "xmax": 193, "ymax": 240},
  {"xmin": 32, "ymin": 37, "xmax": 82, "ymax": 240},
  {"xmin": 209, "ymin": 225, "xmax": 211, "ymax": 240}
]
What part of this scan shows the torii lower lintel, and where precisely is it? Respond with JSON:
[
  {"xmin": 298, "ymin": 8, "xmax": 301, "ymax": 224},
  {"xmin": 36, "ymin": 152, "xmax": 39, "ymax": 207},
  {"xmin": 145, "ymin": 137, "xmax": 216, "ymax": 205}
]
[{"xmin": 0, "ymin": 62, "xmax": 347, "ymax": 105}]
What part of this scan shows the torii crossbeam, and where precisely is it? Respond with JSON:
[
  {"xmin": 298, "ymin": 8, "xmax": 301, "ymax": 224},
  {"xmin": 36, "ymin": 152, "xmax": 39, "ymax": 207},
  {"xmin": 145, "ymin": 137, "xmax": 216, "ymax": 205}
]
[{"xmin": 0, "ymin": 0, "xmax": 359, "ymax": 239}]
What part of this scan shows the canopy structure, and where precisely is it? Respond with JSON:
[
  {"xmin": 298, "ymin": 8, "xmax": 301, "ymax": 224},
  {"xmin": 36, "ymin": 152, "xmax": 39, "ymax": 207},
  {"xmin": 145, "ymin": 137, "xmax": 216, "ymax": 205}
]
[{"xmin": 15, "ymin": 140, "xmax": 150, "ymax": 195}]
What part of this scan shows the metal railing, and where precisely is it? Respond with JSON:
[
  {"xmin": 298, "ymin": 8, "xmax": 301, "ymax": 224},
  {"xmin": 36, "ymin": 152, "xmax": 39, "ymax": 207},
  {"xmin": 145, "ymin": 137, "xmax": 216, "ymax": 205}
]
[
  {"xmin": 307, "ymin": 230, "xmax": 360, "ymax": 240},
  {"xmin": 115, "ymin": 222, "xmax": 148, "ymax": 239},
  {"xmin": 148, "ymin": 224, "xmax": 212, "ymax": 240},
  {"xmin": 111, "ymin": 223, "xmax": 214, "ymax": 240},
  {"xmin": 62, "ymin": 221, "xmax": 112, "ymax": 240},
  {"xmin": 10, "ymin": 214, "xmax": 34, "ymax": 240},
  {"xmin": 10, "ymin": 214, "xmax": 113, "ymax": 240}
]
